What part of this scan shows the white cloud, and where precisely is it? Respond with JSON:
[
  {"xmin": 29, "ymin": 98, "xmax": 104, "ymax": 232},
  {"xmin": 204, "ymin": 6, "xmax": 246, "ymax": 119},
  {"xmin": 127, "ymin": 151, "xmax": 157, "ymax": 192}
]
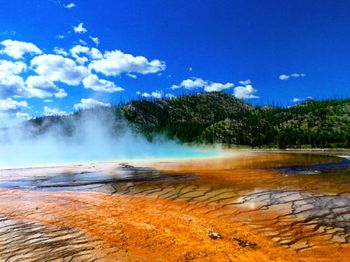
[
  {"xmin": 74, "ymin": 98, "xmax": 110, "ymax": 110},
  {"xmin": 151, "ymin": 91, "xmax": 162, "ymax": 99},
  {"xmin": 73, "ymin": 23, "xmax": 87, "ymax": 34},
  {"xmin": 53, "ymin": 47, "xmax": 68, "ymax": 56},
  {"xmin": 90, "ymin": 36, "xmax": 100, "ymax": 46},
  {"xmin": 292, "ymin": 96, "xmax": 313, "ymax": 103},
  {"xmin": 127, "ymin": 73, "xmax": 137, "ymax": 79},
  {"xmin": 31, "ymin": 54, "xmax": 89, "ymax": 85},
  {"xmin": 25, "ymin": 75, "xmax": 67, "ymax": 98},
  {"xmin": 56, "ymin": 35, "xmax": 65, "ymax": 39},
  {"xmin": 204, "ymin": 82, "xmax": 234, "ymax": 92},
  {"xmin": 64, "ymin": 3, "xmax": 75, "ymax": 9},
  {"xmin": 136, "ymin": 91, "xmax": 141, "ymax": 95},
  {"xmin": 291, "ymin": 73, "xmax": 306, "ymax": 78},
  {"xmin": 70, "ymin": 45, "xmax": 89, "ymax": 64},
  {"xmin": 0, "ymin": 39, "xmax": 42, "ymax": 59},
  {"xmin": 0, "ymin": 98, "xmax": 28, "ymax": 112},
  {"xmin": 239, "ymin": 80, "xmax": 251, "ymax": 85},
  {"xmin": 279, "ymin": 73, "xmax": 306, "ymax": 80},
  {"xmin": 233, "ymin": 84, "xmax": 259, "ymax": 99},
  {"xmin": 279, "ymin": 74, "xmax": 290, "ymax": 80},
  {"xmin": 43, "ymin": 106, "xmax": 68, "ymax": 116},
  {"xmin": 0, "ymin": 74, "xmax": 26, "ymax": 98},
  {"xmin": 0, "ymin": 72, "xmax": 67, "ymax": 99},
  {"xmin": 89, "ymin": 50, "xmax": 166, "ymax": 76},
  {"xmin": 171, "ymin": 77, "xmax": 234, "ymax": 92},
  {"xmin": 189, "ymin": 67, "xmax": 193, "ymax": 71},
  {"xmin": 82, "ymin": 74, "xmax": 124, "ymax": 93},
  {"xmin": 78, "ymin": 39, "xmax": 87, "ymax": 46},
  {"xmin": 0, "ymin": 60, "xmax": 27, "ymax": 76},
  {"xmin": 171, "ymin": 78, "xmax": 207, "ymax": 90},
  {"xmin": 141, "ymin": 91, "xmax": 162, "ymax": 99},
  {"xmin": 70, "ymin": 45, "xmax": 102, "ymax": 64}
]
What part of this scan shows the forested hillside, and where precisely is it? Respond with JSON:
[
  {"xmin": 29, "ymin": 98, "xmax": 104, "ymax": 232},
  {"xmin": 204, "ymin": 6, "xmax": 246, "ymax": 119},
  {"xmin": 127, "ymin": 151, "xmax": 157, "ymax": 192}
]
[{"xmin": 27, "ymin": 92, "xmax": 350, "ymax": 148}]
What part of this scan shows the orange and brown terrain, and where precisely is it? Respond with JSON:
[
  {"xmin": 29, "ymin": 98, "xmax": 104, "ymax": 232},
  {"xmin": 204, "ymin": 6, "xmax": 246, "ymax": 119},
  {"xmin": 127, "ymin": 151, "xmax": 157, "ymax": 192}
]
[{"xmin": 0, "ymin": 151, "xmax": 349, "ymax": 261}]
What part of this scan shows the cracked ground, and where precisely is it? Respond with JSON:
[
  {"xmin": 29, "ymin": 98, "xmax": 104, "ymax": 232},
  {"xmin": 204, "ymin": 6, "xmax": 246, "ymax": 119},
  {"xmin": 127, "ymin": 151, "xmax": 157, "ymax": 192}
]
[{"xmin": 0, "ymin": 151, "xmax": 349, "ymax": 261}]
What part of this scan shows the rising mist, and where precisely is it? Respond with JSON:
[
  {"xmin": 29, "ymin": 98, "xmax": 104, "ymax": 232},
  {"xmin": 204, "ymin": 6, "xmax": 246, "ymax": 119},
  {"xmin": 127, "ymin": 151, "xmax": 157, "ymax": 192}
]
[{"xmin": 0, "ymin": 107, "xmax": 219, "ymax": 169}]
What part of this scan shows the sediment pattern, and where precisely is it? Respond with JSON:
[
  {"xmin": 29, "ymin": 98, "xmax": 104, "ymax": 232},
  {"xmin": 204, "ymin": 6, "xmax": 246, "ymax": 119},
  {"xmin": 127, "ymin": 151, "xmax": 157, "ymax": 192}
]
[
  {"xmin": 103, "ymin": 180, "xmax": 350, "ymax": 251},
  {"xmin": 0, "ymin": 153, "xmax": 349, "ymax": 260},
  {"xmin": 0, "ymin": 216, "xmax": 105, "ymax": 261}
]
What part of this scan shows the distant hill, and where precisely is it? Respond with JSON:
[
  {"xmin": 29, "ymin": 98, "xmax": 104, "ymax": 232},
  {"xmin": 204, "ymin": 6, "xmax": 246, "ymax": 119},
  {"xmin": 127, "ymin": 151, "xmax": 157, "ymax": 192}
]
[
  {"xmin": 26, "ymin": 92, "xmax": 350, "ymax": 148},
  {"xmin": 122, "ymin": 92, "xmax": 251, "ymax": 142}
]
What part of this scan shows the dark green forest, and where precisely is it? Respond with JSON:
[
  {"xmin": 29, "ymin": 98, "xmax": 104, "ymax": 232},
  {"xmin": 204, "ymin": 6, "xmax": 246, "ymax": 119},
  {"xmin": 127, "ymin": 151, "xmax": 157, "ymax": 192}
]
[{"xmin": 29, "ymin": 92, "xmax": 350, "ymax": 149}]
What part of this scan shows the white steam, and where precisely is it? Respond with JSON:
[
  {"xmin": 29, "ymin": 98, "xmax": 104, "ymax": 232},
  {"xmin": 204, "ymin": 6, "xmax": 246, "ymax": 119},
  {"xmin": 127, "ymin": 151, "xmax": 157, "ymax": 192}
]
[{"xmin": 0, "ymin": 109, "xmax": 219, "ymax": 168}]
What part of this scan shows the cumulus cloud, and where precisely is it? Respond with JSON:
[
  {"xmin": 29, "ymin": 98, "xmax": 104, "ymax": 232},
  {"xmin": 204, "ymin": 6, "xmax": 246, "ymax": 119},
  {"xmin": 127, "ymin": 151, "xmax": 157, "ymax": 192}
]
[
  {"xmin": 292, "ymin": 97, "xmax": 301, "ymax": 103},
  {"xmin": 0, "ymin": 73, "xmax": 67, "ymax": 100},
  {"xmin": 141, "ymin": 91, "xmax": 162, "ymax": 99},
  {"xmin": 53, "ymin": 47, "xmax": 68, "ymax": 56},
  {"xmin": 0, "ymin": 60, "xmax": 27, "ymax": 76},
  {"xmin": 0, "ymin": 38, "xmax": 171, "ymax": 114},
  {"xmin": 82, "ymin": 74, "xmax": 124, "ymax": 93},
  {"xmin": 74, "ymin": 98, "xmax": 110, "ymax": 110},
  {"xmin": 233, "ymin": 82, "xmax": 259, "ymax": 99},
  {"xmin": 0, "ymin": 74, "xmax": 26, "ymax": 98},
  {"xmin": 31, "ymin": 54, "xmax": 89, "ymax": 85},
  {"xmin": 279, "ymin": 73, "xmax": 306, "ymax": 80},
  {"xmin": 0, "ymin": 98, "xmax": 28, "ymax": 112},
  {"xmin": 0, "ymin": 97, "xmax": 29, "ymax": 126},
  {"xmin": 89, "ymin": 36, "xmax": 100, "ymax": 46},
  {"xmin": 64, "ymin": 3, "xmax": 75, "ymax": 9},
  {"xmin": 89, "ymin": 50, "xmax": 166, "ymax": 76},
  {"xmin": 171, "ymin": 78, "xmax": 207, "ymax": 90},
  {"xmin": 73, "ymin": 23, "xmax": 87, "ymax": 34},
  {"xmin": 204, "ymin": 82, "xmax": 234, "ymax": 92},
  {"xmin": 0, "ymin": 40, "xmax": 42, "ymax": 59},
  {"xmin": 171, "ymin": 77, "xmax": 234, "ymax": 92},
  {"xmin": 239, "ymin": 80, "xmax": 251, "ymax": 85},
  {"xmin": 43, "ymin": 106, "xmax": 68, "ymax": 116},
  {"xmin": 70, "ymin": 45, "xmax": 102, "ymax": 64},
  {"xmin": 25, "ymin": 75, "xmax": 67, "ymax": 98}
]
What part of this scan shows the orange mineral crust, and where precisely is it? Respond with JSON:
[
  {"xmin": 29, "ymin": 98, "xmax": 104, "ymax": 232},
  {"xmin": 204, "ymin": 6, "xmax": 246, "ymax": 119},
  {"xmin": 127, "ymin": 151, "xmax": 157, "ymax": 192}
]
[
  {"xmin": 0, "ymin": 190, "xmax": 304, "ymax": 261},
  {"xmin": 0, "ymin": 151, "xmax": 349, "ymax": 261}
]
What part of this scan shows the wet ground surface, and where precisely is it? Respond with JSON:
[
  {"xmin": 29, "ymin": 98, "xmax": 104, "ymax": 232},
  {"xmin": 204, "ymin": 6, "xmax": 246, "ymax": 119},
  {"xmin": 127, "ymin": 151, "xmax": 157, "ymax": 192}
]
[
  {"xmin": 0, "ymin": 152, "xmax": 349, "ymax": 261},
  {"xmin": 0, "ymin": 165, "xmax": 195, "ymax": 192}
]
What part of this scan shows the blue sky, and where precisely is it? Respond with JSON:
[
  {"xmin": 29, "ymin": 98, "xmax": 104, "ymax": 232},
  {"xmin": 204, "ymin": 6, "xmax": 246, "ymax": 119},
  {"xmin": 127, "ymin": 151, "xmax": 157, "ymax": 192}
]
[{"xmin": 0, "ymin": 0, "xmax": 350, "ymax": 123}]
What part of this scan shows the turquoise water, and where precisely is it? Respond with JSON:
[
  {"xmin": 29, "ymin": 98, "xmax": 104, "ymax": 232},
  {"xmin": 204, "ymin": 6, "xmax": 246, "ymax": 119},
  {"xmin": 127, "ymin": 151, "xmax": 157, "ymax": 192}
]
[{"xmin": 0, "ymin": 141, "xmax": 221, "ymax": 169}]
